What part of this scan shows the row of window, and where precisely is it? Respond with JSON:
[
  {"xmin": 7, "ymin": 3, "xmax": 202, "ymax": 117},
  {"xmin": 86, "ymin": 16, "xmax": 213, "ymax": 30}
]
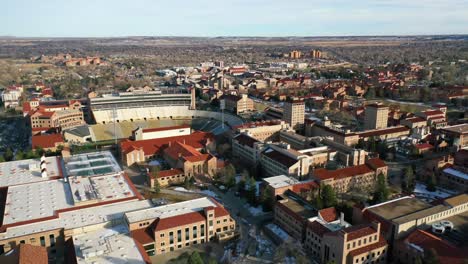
[{"xmin": 347, "ymin": 234, "xmax": 378, "ymax": 250}]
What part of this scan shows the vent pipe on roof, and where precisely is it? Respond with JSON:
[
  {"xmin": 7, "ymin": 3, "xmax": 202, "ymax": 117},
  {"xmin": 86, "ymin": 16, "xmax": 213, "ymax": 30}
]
[
  {"xmin": 41, "ymin": 169, "xmax": 48, "ymax": 178},
  {"xmin": 40, "ymin": 160, "xmax": 47, "ymax": 170},
  {"xmin": 40, "ymin": 154, "xmax": 46, "ymax": 163},
  {"xmin": 340, "ymin": 212, "xmax": 345, "ymax": 226}
]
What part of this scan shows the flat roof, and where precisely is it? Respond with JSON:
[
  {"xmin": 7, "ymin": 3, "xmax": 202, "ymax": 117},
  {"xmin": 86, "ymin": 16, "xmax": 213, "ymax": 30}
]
[
  {"xmin": 3, "ymin": 179, "xmax": 73, "ymax": 225},
  {"xmin": 441, "ymin": 123, "xmax": 468, "ymax": 134},
  {"xmin": 443, "ymin": 168, "xmax": 468, "ymax": 180},
  {"xmin": 0, "ymin": 157, "xmax": 62, "ymax": 187},
  {"xmin": 65, "ymin": 151, "xmax": 121, "ymax": 177},
  {"xmin": 366, "ymin": 196, "xmax": 431, "ymax": 220},
  {"xmin": 74, "ymin": 224, "xmax": 146, "ymax": 264},
  {"xmin": 279, "ymin": 195, "xmax": 316, "ymax": 220},
  {"xmin": 125, "ymin": 197, "xmax": 217, "ymax": 223},
  {"xmin": 0, "ymin": 200, "xmax": 152, "ymax": 240},
  {"xmin": 263, "ymin": 175, "xmax": 298, "ymax": 189},
  {"xmin": 68, "ymin": 173, "xmax": 136, "ymax": 205}
]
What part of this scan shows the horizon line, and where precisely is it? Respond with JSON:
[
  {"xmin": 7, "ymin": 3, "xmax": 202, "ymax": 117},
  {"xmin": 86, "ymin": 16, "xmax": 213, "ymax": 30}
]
[{"xmin": 1, "ymin": 33, "xmax": 467, "ymax": 39}]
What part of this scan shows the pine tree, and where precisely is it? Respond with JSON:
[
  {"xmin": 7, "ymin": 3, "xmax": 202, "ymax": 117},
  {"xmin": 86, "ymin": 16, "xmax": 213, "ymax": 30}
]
[
  {"xmin": 153, "ymin": 179, "xmax": 161, "ymax": 194},
  {"xmin": 4, "ymin": 148, "xmax": 13, "ymax": 161},
  {"xmin": 321, "ymin": 185, "xmax": 337, "ymax": 208},
  {"xmin": 372, "ymin": 173, "xmax": 389, "ymax": 204},
  {"xmin": 188, "ymin": 251, "xmax": 204, "ymax": 264}
]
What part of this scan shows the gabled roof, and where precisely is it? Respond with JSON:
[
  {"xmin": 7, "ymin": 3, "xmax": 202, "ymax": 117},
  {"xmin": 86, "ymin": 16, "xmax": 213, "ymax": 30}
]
[
  {"xmin": 121, "ymin": 131, "xmax": 212, "ymax": 157},
  {"xmin": 155, "ymin": 169, "xmax": 184, "ymax": 179}
]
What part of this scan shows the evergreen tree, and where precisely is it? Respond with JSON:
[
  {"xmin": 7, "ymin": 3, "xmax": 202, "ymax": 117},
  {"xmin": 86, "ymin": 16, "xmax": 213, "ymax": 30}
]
[
  {"xmin": 402, "ymin": 165, "xmax": 415, "ymax": 193},
  {"xmin": 372, "ymin": 174, "xmax": 389, "ymax": 204},
  {"xmin": 261, "ymin": 188, "xmax": 274, "ymax": 211},
  {"xmin": 247, "ymin": 177, "xmax": 257, "ymax": 204},
  {"xmin": 153, "ymin": 179, "xmax": 161, "ymax": 194},
  {"xmin": 427, "ymin": 173, "xmax": 437, "ymax": 192},
  {"xmin": 15, "ymin": 150, "xmax": 24, "ymax": 160},
  {"xmin": 321, "ymin": 185, "xmax": 337, "ymax": 208},
  {"xmin": 188, "ymin": 251, "xmax": 204, "ymax": 264},
  {"xmin": 4, "ymin": 148, "xmax": 13, "ymax": 161},
  {"xmin": 315, "ymin": 195, "xmax": 324, "ymax": 209}
]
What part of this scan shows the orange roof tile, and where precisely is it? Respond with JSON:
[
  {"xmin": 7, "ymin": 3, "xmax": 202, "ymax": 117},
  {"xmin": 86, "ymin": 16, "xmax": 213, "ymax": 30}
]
[
  {"xmin": 314, "ymin": 165, "xmax": 374, "ymax": 181},
  {"xmin": 155, "ymin": 169, "xmax": 184, "ymax": 179},
  {"xmin": 403, "ymin": 229, "xmax": 467, "ymax": 264},
  {"xmin": 318, "ymin": 207, "xmax": 338, "ymax": 222},
  {"xmin": 344, "ymin": 224, "xmax": 378, "ymax": 241},
  {"xmin": 32, "ymin": 134, "xmax": 64, "ymax": 149},
  {"xmin": 348, "ymin": 236, "xmax": 387, "ymax": 256}
]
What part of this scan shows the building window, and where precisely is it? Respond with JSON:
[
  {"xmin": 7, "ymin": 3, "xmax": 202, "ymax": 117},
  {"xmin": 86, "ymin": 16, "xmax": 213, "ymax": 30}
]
[
  {"xmin": 177, "ymin": 230, "xmax": 182, "ymax": 243},
  {"xmin": 201, "ymin": 224, "xmax": 205, "ymax": 237},
  {"xmin": 193, "ymin": 226, "xmax": 197, "ymax": 238},
  {"xmin": 186, "ymin": 228, "xmax": 190, "ymax": 240},
  {"xmin": 49, "ymin": 234, "xmax": 55, "ymax": 247},
  {"xmin": 169, "ymin": 232, "xmax": 174, "ymax": 244}
]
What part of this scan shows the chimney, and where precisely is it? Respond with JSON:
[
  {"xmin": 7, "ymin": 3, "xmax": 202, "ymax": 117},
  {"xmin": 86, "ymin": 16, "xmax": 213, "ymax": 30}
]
[{"xmin": 340, "ymin": 212, "xmax": 345, "ymax": 226}]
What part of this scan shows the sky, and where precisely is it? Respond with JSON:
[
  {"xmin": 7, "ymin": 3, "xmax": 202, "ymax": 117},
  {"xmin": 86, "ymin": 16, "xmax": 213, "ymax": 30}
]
[{"xmin": 2, "ymin": 0, "xmax": 468, "ymax": 37}]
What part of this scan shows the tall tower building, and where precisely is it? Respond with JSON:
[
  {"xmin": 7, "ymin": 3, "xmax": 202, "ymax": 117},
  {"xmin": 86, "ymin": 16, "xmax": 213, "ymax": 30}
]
[
  {"xmin": 364, "ymin": 103, "xmax": 389, "ymax": 130},
  {"xmin": 283, "ymin": 98, "xmax": 305, "ymax": 131}
]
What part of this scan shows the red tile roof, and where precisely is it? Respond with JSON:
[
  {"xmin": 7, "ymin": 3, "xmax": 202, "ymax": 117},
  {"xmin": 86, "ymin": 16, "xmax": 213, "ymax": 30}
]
[
  {"xmin": 131, "ymin": 227, "xmax": 155, "ymax": 245},
  {"xmin": 154, "ymin": 211, "xmax": 206, "ymax": 232},
  {"xmin": 314, "ymin": 165, "xmax": 374, "ymax": 181},
  {"xmin": 348, "ymin": 236, "xmax": 387, "ymax": 257},
  {"xmin": 0, "ymin": 244, "xmax": 49, "ymax": 264},
  {"xmin": 121, "ymin": 131, "xmax": 212, "ymax": 157},
  {"xmin": 403, "ymin": 117, "xmax": 426, "ymax": 123},
  {"xmin": 31, "ymin": 134, "xmax": 64, "ymax": 149},
  {"xmin": 358, "ymin": 126, "xmax": 410, "ymax": 138},
  {"xmin": 318, "ymin": 207, "xmax": 338, "ymax": 222},
  {"xmin": 164, "ymin": 141, "xmax": 203, "ymax": 161},
  {"xmin": 366, "ymin": 158, "xmax": 387, "ymax": 169},
  {"xmin": 142, "ymin": 125, "xmax": 190, "ymax": 133},
  {"xmin": 344, "ymin": 224, "xmax": 378, "ymax": 241},
  {"xmin": 292, "ymin": 181, "xmax": 319, "ymax": 194},
  {"xmin": 415, "ymin": 143, "xmax": 433, "ymax": 150},
  {"xmin": 422, "ymin": 110, "xmax": 444, "ymax": 116},
  {"xmin": 155, "ymin": 169, "xmax": 184, "ymax": 179},
  {"xmin": 151, "ymin": 198, "xmax": 230, "ymax": 232},
  {"xmin": 403, "ymin": 229, "xmax": 467, "ymax": 264}
]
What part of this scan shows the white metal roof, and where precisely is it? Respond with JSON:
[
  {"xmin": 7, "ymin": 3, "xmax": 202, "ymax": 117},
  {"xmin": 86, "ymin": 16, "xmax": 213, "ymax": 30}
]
[
  {"xmin": 0, "ymin": 200, "xmax": 152, "ymax": 240},
  {"xmin": 3, "ymin": 179, "xmax": 73, "ymax": 225},
  {"xmin": 0, "ymin": 157, "xmax": 61, "ymax": 187},
  {"xmin": 263, "ymin": 175, "xmax": 298, "ymax": 189},
  {"xmin": 74, "ymin": 224, "xmax": 146, "ymax": 264},
  {"xmin": 124, "ymin": 197, "xmax": 217, "ymax": 223}
]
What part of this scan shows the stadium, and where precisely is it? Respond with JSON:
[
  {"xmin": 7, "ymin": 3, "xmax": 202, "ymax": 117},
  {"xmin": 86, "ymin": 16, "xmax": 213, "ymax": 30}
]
[{"xmin": 88, "ymin": 88, "xmax": 243, "ymax": 141}]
